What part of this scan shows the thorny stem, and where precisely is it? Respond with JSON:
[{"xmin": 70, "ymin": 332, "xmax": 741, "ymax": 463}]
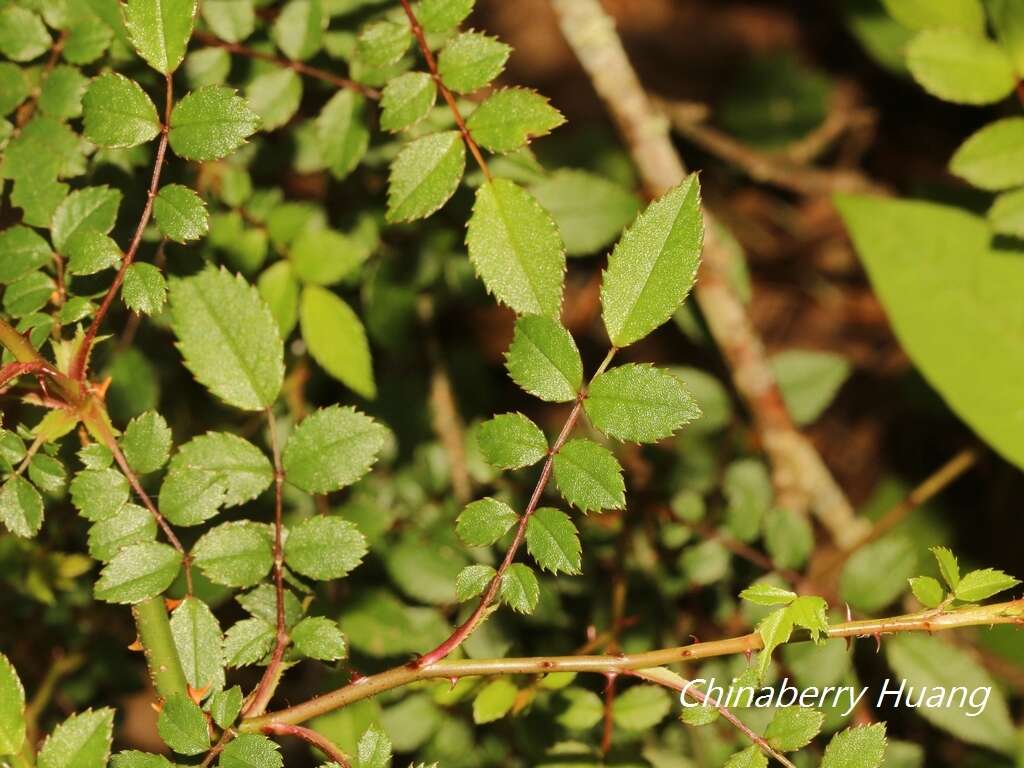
[
  {"xmin": 243, "ymin": 408, "xmax": 289, "ymax": 718},
  {"xmin": 71, "ymin": 73, "xmax": 174, "ymax": 382},
  {"xmin": 133, "ymin": 596, "xmax": 189, "ymax": 701},
  {"xmin": 398, "ymin": 0, "xmax": 492, "ymax": 181},
  {"xmin": 414, "ymin": 347, "xmax": 618, "ymax": 668},
  {"xmin": 262, "ymin": 723, "xmax": 351, "ymax": 767},
  {"xmin": 193, "ymin": 31, "xmax": 377, "ymax": 98},
  {"xmin": 242, "ymin": 598, "xmax": 1024, "ymax": 731}
]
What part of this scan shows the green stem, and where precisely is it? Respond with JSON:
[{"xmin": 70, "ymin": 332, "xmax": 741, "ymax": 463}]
[
  {"xmin": 133, "ymin": 596, "xmax": 188, "ymax": 701},
  {"xmin": 0, "ymin": 319, "xmax": 42, "ymax": 364}
]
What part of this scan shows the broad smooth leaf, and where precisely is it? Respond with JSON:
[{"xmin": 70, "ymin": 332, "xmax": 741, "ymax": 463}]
[
  {"xmin": 820, "ymin": 724, "xmax": 887, "ymax": 768},
  {"xmin": 456, "ymin": 497, "xmax": 519, "ymax": 547},
  {"xmin": 906, "ymin": 28, "xmax": 1016, "ymax": 105},
  {"xmin": 770, "ymin": 350, "xmax": 851, "ymax": 425},
  {"xmin": 840, "ymin": 535, "xmax": 917, "ymax": 613},
  {"xmin": 473, "ymin": 679, "xmax": 517, "ymax": 724},
  {"xmin": 0, "ymin": 475, "xmax": 43, "ymax": 537},
  {"xmin": 153, "ymin": 184, "xmax": 209, "ymax": 243},
  {"xmin": 246, "ymin": 68, "xmax": 302, "ymax": 132},
  {"xmin": 0, "ymin": 654, "xmax": 25, "ymax": 755},
  {"xmin": 300, "ymin": 286, "xmax": 376, "ymax": 399},
  {"xmin": 949, "ymin": 118, "xmax": 1024, "ymax": 191},
  {"xmin": 991, "ymin": 0, "xmax": 1024, "ymax": 74},
  {"xmin": 316, "ymin": 91, "xmax": 369, "ymax": 180},
  {"xmin": 601, "ymin": 176, "xmax": 703, "ymax": 347},
  {"xmin": 551, "ymin": 438, "xmax": 625, "ymax": 513},
  {"xmin": 467, "ymin": 179, "xmax": 565, "ymax": 317},
  {"xmin": 272, "ymin": 0, "xmax": 324, "ymax": 61},
  {"xmin": 386, "ymin": 131, "xmax": 465, "ymax": 223},
  {"xmin": 585, "ymin": 364, "xmax": 700, "ymax": 443},
  {"xmin": 437, "ymin": 31, "xmax": 510, "ymax": 93},
  {"xmin": 880, "ymin": 0, "xmax": 984, "ymax": 33},
  {"xmin": 201, "ymin": 0, "xmax": 255, "ymax": 43},
  {"xmin": 123, "ymin": 0, "xmax": 197, "ymax": 74},
  {"xmin": 525, "ymin": 507, "xmax": 581, "ymax": 574},
  {"xmin": 38, "ymin": 709, "xmax": 114, "ymax": 768},
  {"xmin": 192, "ymin": 521, "xmax": 273, "ymax": 588},
  {"xmin": 836, "ymin": 196, "xmax": 1024, "ymax": 470},
  {"xmin": 612, "ymin": 686, "xmax": 671, "ymax": 730},
  {"xmin": 466, "ymin": 88, "xmax": 565, "ymax": 152},
  {"xmin": 170, "ymin": 597, "xmax": 225, "ymax": 693},
  {"xmin": 157, "ymin": 693, "xmax": 210, "ymax": 756},
  {"xmin": 988, "ymin": 187, "xmax": 1024, "ymax": 237},
  {"xmin": 159, "ymin": 432, "xmax": 273, "ymax": 526},
  {"xmin": 379, "ymin": 72, "xmax": 436, "ymax": 133},
  {"xmin": 169, "ymin": 266, "xmax": 284, "ymax": 410},
  {"xmin": 168, "ymin": 86, "xmax": 260, "ymax": 161},
  {"xmin": 530, "ymin": 170, "xmax": 641, "ymax": 256},
  {"xmin": 954, "ymin": 568, "xmax": 1020, "ymax": 602},
  {"xmin": 504, "ymin": 315, "xmax": 582, "ymax": 402},
  {"xmin": 284, "ymin": 516, "xmax": 368, "ymax": 580},
  {"xmin": 218, "ymin": 734, "xmax": 283, "ymax": 768},
  {"xmin": 94, "ymin": 542, "xmax": 182, "ymax": 604},
  {"xmin": 886, "ymin": 635, "xmax": 1014, "ymax": 753},
  {"xmin": 282, "ymin": 405, "xmax": 387, "ymax": 494},
  {"xmin": 82, "ymin": 73, "xmax": 160, "ymax": 148},
  {"xmin": 476, "ymin": 412, "xmax": 547, "ymax": 470}
]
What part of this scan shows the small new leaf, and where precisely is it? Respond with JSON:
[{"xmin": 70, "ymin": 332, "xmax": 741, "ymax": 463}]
[
  {"xmin": 931, "ymin": 546, "xmax": 961, "ymax": 590},
  {"xmin": 908, "ymin": 576, "xmax": 945, "ymax": 609}
]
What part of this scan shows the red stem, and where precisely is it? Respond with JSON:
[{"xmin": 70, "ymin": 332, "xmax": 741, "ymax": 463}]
[{"xmin": 262, "ymin": 723, "xmax": 350, "ymax": 767}]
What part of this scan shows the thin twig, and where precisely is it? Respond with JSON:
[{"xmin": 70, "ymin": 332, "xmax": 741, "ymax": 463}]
[
  {"xmin": 244, "ymin": 407, "xmax": 288, "ymax": 718},
  {"xmin": 549, "ymin": 0, "xmax": 865, "ymax": 549},
  {"xmin": 414, "ymin": 348, "xmax": 617, "ymax": 668},
  {"xmin": 71, "ymin": 73, "xmax": 173, "ymax": 382},
  {"xmin": 262, "ymin": 723, "xmax": 351, "ymax": 767},
  {"xmin": 398, "ymin": 0, "xmax": 491, "ymax": 180}
]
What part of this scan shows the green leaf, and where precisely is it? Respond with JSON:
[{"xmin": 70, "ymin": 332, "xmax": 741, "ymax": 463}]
[
  {"xmin": 837, "ymin": 195, "xmax": 1024, "ymax": 470},
  {"xmin": 504, "ymin": 315, "xmax": 582, "ymax": 402},
  {"xmin": 991, "ymin": 0, "xmax": 1024, "ymax": 74},
  {"xmin": 38, "ymin": 66, "xmax": 88, "ymax": 119},
  {"xmin": 159, "ymin": 432, "xmax": 273, "ymax": 526},
  {"xmin": 356, "ymin": 20, "xmax": 410, "ymax": 68},
  {"xmin": 120, "ymin": 412, "xmax": 171, "ymax": 475},
  {"xmin": 170, "ymin": 597, "xmax": 225, "ymax": 694},
  {"xmin": 123, "ymin": 0, "xmax": 197, "ymax": 74},
  {"xmin": 63, "ymin": 20, "xmax": 114, "ymax": 66},
  {"xmin": 949, "ymin": 118, "xmax": 1024, "ymax": 191},
  {"xmin": 169, "ymin": 266, "xmax": 284, "ymax": 410},
  {"xmin": 466, "ymin": 88, "xmax": 564, "ymax": 153},
  {"xmin": 37, "ymin": 709, "xmax": 114, "ymax": 768},
  {"xmin": 880, "ymin": 0, "xmax": 984, "ymax": 33},
  {"xmin": 4, "ymin": 272, "xmax": 53, "ymax": 317},
  {"xmin": 840, "ymin": 535, "xmax": 917, "ymax": 613},
  {"xmin": 585, "ymin": 364, "xmax": 700, "ymax": 443},
  {"xmin": 291, "ymin": 616, "xmax": 346, "ymax": 661},
  {"xmin": 272, "ymin": 0, "xmax": 324, "ymax": 61},
  {"xmin": 153, "ymin": 184, "xmax": 209, "ymax": 243},
  {"xmin": 601, "ymin": 175, "xmax": 703, "ymax": 347},
  {"xmin": 931, "ymin": 546, "xmax": 961, "ymax": 590},
  {"xmin": 954, "ymin": 568, "xmax": 1020, "ymax": 602},
  {"xmin": 66, "ymin": 231, "xmax": 121, "ymax": 276},
  {"xmin": 723, "ymin": 746, "xmax": 767, "ymax": 768},
  {"xmin": 300, "ymin": 285, "xmax": 376, "ymax": 399},
  {"xmin": 456, "ymin": 497, "xmax": 519, "ymax": 547},
  {"xmin": 316, "ymin": 91, "xmax": 369, "ymax": 180},
  {"xmin": 52, "ymin": 185, "xmax": 122, "ymax": 253},
  {"xmin": 246, "ymin": 68, "xmax": 302, "ymax": 132},
  {"xmin": 70, "ymin": 468, "xmax": 129, "ymax": 522},
  {"xmin": 356, "ymin": 724, "xmax": 392, "ymax": 768},
  {"xmin": 612, "ymin": 686, "xmax": 671, "ymax": 730},
  {"xmin": 739, "ymin": 583, "xmax": 797, "ymax": 607},
  {"xmin": 455, "ymin": 564, "xmax": 495, "ymax": 601},
  {"xmin": 756, "ymin": 607, "xmax": 793, "ymax": 677},
  {"xmin": 500, "ymin": 562, "xmax": 539, "ymax": 613},
  {"xmin": 765, "ymin": 706, "xmax": 824, "ymax": 752},
  {"xmin": 87, "ymin": 504, "xmax": 157, "ymax": 562},
  {"xmin": 168, "ymin": 86, "xmax": 260, "ymax": 161},
  {"xmin": 722, "ymin": 459, "xmax": 772, "ymax": 543},
  {"xmin": 820, "ymin": 724, "xmax": 887, "ymax": 768},
  {"xmin": 0, "ymin": 6, "xmax": 51, "ymax": 62},
  {"xmin": 437, "ymin": 31, "xmax": 510, "ymax": 93},
  {"xmin": 679, "ymin": 702, "xmax": 719, "ymax": 725},
  {"xmin": 554, "ymin": 688, "xmax": 603, "ymax": 729},
  {"xmin": 207, "ymin": 686, "xmax": 243, "ymax": 729},
  {"xmin": 0, "ymin": 654, "xmax": 25, "ymax": 756},
  {"xmin": 988, "ymin": 187, "xmax": 1024, "ymax": 237},
  {"xmin": 201, "ymin": 0, "xmax": 255, "ymax": 43},
  {"xmin": 908, "ymin": 576, "xmax": 945, "ymax": 608},
  {"xmin": 123, "ymin": 263, "xmax": 167, "ymax": 316},
  {"xmin": 258, "ymin": 261, "xmax": 300, "ymax": 337},
  {"xmin": 906, "ymin": 28, "xmax": 1015, "ymax": 105},
  {"xmin": 157, "ymin": 693, "xmax": 210, "ymax": 756},
  {"xmin": 284, "ymin": 516, "xmax": 368, "ymax": 580},
  {"xmin": 283, "ymin": 406, "xmax": 386, "ymax": 494},
  {"xmin": 110, "ymin": 751, "xmax": 175, "ymax": 768},
  {"xmin": 95, "ymin": 542, "xmax": 182, "ymax": 604},
  {"xmin": 218, "ymin": 734, "xmax": 283, "ymax": 768},
  {"xmin": 0, "ymin": 226, "xmax": 52, "ymax": 282},
  {"xmin": 770, "ymin": 350, "xmax": 851, "ymax": 425},
  {"xmin": 380, "ymin": 71, "xmax": 436, "ymax": 133},
  {"xmin": 223, "ymin": 618, "xmax": 274, "ymax": 667},
  {"xmin": 526, "ymin": 507, "xmax": 581, "ymax": 575},
  {"xmin": 386, "ymin": 130, "xmax": 466, "ymax": 222},
  {"xmin": 787, "ymin": 595, "xmax": 828, "ymax": 640},
  {"xmin": 417, "ymin": 0, "xmax": 474, "ymax": 33},
  {"xmin": 288, "ymin": 228, "xmax": 369, "ymax": 286},
  {"xmin": 0, "ymin": 63, "xmax": 29, "ymax": 116},
  {"xmin": 82, "ymin": 73, "xmax": 160, "ymax": 148},
  {"xmin": 476, "ymin": 412, "xmax": 547, "ymax": 470},
  {"xmin": 237, "ymin": 584, "xmax": 302, "ymax": 628},
  {"xmin": 472, "ymin": 679, "xmax": 517, "ymax": 724},
  {"xmin": 192, "ymin": 521, "xmax": 273, "ymax": 588},
  {"xmin": 0, "ymin": 476, "xmax": 43, "ymax": 538},
  {"xmin": 466, "ymin": 179, "xmax": 565, "ymax": 317},
  {"xmin": 551, "ymin": 438, "xmax": 625, "ymax": 513}
]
